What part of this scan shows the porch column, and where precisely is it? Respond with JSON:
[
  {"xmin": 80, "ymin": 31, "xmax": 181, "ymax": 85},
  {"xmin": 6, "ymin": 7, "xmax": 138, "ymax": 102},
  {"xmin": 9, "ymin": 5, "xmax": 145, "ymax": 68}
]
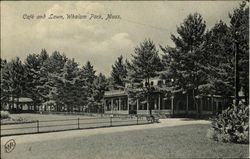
[
  {"xmin": 119, "ymin": 97, "xmax": 121, "ymax": 112},
  {"xmin": 200, "ymin": 97, "xmax": 203, "ymax": 115},
  {"xmin": 111, "ymin": 98, "xmax": 114, "ymax": 114},
  {"xmin": 136, "ymin": 99, "xmax": 139, "ymax": 112},
  {"xmin": 171, "ymin": 96, "xmax": 174, "ymax": 116},
  {"xmin": 186, "ymin": 94, "xmax": 189, "ymax": 114},
  {"xmin": 147, "ymin": 96, "xmax": 149, "ymax": 114},
  {"xmin": 158, "ymin": 94, "xmax": 161, "ymax": 111},
  {"xmin": 103, "ymin": 99, "xmax": 106, "ymax": 112},
  {"xmin": 127, "ymin": 97, "xmax": 130, "ymax": 114},
  {"xmin": 154, "ymin": 98, "xmax": 157, "ymax": 110},
  {"xmin": 211, "ymin": 96, "xmax": 214, "ymax": 114}
]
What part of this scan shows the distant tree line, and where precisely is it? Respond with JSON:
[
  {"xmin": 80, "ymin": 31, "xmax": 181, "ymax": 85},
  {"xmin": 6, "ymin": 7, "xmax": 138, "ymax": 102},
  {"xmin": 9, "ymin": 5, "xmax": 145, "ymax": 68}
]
[{"xmin": 1, "ymin": 50, "xmax": 109, "ymax": 112}]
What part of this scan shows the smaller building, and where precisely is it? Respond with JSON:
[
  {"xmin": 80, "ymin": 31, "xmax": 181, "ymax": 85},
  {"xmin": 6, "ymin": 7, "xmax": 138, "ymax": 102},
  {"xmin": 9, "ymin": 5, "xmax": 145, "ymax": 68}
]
[{"xmin": 2, "ymin": 97, "xmax": 34, "ymax": 112}]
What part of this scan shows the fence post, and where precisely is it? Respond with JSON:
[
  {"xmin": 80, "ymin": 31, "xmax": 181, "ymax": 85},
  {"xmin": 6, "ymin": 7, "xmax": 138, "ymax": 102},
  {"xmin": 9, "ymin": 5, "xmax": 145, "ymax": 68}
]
[
  {"xmin": 110, "ymin": 116, "xmax": 112, "ymax": 127},
  {"xmin": 78, "ymin": 118, "xmax": 80, "ymax": 129},
  {"xmin": 37, "ymin": 120, "xmax": 39, "ymax": 133}
]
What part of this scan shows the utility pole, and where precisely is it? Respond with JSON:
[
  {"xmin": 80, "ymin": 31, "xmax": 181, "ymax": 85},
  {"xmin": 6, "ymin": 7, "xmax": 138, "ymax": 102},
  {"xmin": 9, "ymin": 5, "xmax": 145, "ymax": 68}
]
[{"xmin": 234, "ymin": 31, "xmax": 240, "ymax": 107}]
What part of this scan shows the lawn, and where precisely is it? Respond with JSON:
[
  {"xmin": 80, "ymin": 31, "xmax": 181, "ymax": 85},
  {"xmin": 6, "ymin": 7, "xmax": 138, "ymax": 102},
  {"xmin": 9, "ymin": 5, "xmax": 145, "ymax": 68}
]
[
  {"xmin": 1, "ymin": 124, "xmax": 248, "ymax": 159},
  {"xmin": 1, "ymin": 113, "xmax": 148, "ymax": 136}
]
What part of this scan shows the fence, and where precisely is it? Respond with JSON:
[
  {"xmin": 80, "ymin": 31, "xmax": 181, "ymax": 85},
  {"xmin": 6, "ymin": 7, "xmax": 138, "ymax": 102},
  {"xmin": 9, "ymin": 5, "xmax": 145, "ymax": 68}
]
[{"xmin": 1, "ymin": 116, "xmax": 152, "ymax": 137}]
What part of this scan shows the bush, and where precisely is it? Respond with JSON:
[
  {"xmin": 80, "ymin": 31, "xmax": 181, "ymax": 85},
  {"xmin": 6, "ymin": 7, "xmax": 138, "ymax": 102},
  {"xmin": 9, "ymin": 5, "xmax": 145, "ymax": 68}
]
[
  {"xmin": 1, "ymin": 111, "xmax": 10, "ymax": 119},
  {"xmin": 207, "ymin": 102, "xmax": 249, "ymax": 144}
]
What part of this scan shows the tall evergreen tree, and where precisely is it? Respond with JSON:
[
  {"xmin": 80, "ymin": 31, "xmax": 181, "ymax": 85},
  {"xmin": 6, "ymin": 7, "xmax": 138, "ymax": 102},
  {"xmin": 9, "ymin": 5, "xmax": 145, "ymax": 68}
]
[
  {"xmin": 1, "ymin": 57, "xmax": 26, "ymax": 110},
  {"xmin": 82, "ymin": 61, "xmax": 97, "ymax": 112},
  {"xmin": 0, "ymin": 58, "xmax": 8, "ymax": 109},
  {"xmin": 40, "ymin": 51, "xmax": 68, "ymax": 111},
  {"xmin": 57, "ymin": 58, "xmax": 83, "ymax": 112},
  {"xmin": 92, "ymin": 73, "xmax": 108, "ymax": 113},
  {"xmin": 111, "ymin": 55, "xmax": 127, "ymax": 89},
  {"xmin": 229, "ymin": 2, "xmax": 249, "ymax": 105},
  {"xmin": 127, "ymin": 39, "xmax": 163, "ymax": 115},
  {"xmin": 24, "ymin": 53, "xmax": 45, "ymax": 109},
  {"xmin": 36, "ymin": 49, "xmax": 49, "ymax": 101},
  {"xmin": 201, "ymin": 21, "xmax": 234, "ymax": 97},
  {"xmin": 161, "ymin": 13, "xmax": 207, "ymax": 116}
]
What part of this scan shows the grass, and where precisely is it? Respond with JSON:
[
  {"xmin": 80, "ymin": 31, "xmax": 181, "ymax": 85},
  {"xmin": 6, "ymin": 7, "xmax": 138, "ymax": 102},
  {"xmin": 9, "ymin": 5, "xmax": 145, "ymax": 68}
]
[
  {"xmin": 1, "ymin": 124, "xmax": 248, "ymax": 159},
  {"xmin": 1, "ymin": 113, "xmax": 147, "ymax": 136},
  {"xmin": 2, "ymin": 113, "xmax": 94, "ymax": 122}
]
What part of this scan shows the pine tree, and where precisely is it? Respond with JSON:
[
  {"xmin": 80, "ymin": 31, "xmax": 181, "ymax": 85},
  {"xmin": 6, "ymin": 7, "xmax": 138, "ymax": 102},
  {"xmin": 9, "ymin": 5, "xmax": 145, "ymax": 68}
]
[
  {"xmin": 36, "ymin": 49, "xmax": 49, "ymax": 102},
  {"xmin": 127, "ymin": 39, "xmax": 163, "ymax": 115},
  {"xmin": 161, "ymin": 13, "xmax": 207, "ymax": 116},
  {"xmin": 92, "ymin": 73, "xmax": 108, "ymax": 113},
  {"xmin": 82, "ymin": 61, "xmax": 97, "ymax": 112},
  {"xmin": 201, "ymin": 21, "xmax": 234, "ymax": 97},
  {"xmin": 0, "ymin": 58, "xmax": 8, "ymax": 109},
  {"xmin": 229, "ymin": 2, "xmax": 249, "ymax": 105},
  {"xmin": 40, "ymin": 51, "xmax": 68, "ymax": 111},
  {"xmin": 57, "ymin": 58, "xmax": 82, "ymax": 112},
  {"xmin": 24, "ymin": 53, "xmax": 45, "ymax": 109},
  {"xmin": 1, "ymin": 57, "xmax": 26, "ymax": 110},
  {"xmin": 111, "ymin": 55, "xmax": 127, "ymax": 89}
]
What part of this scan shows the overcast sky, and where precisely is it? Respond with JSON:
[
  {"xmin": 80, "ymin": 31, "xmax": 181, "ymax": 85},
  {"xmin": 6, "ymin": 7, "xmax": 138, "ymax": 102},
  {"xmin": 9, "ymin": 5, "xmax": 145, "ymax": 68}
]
[{"xmin": 1, "ymin": 1, "xmax": 241, "ymax": 76}]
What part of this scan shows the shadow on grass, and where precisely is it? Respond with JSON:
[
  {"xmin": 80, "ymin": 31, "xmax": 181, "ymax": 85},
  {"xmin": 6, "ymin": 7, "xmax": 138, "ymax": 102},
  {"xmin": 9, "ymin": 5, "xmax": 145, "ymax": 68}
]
[{"xmin": 178, "ymin": 118, "xmax": 204, "ymax": 121}]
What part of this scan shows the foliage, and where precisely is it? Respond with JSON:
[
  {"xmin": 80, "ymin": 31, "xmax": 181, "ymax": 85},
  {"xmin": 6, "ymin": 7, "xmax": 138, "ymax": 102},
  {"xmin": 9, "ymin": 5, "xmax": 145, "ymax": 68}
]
[
  {"xmin": 229, "ymin": 2, "xmax": 249, "ymax": 104},
  {"xmin": 126, "ymin": 39, "xmax": 163, "ymax": 114},
  {"xmin": 56, "ymin": 58, "xmax": 85, "ymax": 112},
  {"xmin": 201, "ymin": 21, "xmax": 234, "ymax": 97},
  {"xmin": 0, "ymin": 59, "xmax": 8, "ymax": 107},
  {"xmin": 111, "ymin": 55, "xmax": 127, "ymax": 89},
  {"xmin": 208, "ymin": 102, "xmax": 249, "ymax": 144},
  {"xmin": 1, "ymin": 110, "xmax": 10, "ymax": 119},
  {"xmin": 1, "ymin": 57, "xmax": 26, "ymax": 110},
  {"xmin": 24, "ymin": 50, "xmax": 49, "ymax": 109},
  {"xmin": 160, "ymin": 13, "xmax": 207, "ymax": 116},
  {"xmin": 40, "ymin": 51, "xmax": 68, "ymax": 111},
  {"xmin": 0, "ymin": 50, "xmax": 107, "ymax": 113}
]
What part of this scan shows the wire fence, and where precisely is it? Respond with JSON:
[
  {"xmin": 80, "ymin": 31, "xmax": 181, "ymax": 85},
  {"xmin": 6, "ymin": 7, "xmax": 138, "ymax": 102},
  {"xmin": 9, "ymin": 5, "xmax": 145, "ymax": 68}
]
[{"xmin": 1, "ymin": 115, "xmax": 153, "ymax": 137}]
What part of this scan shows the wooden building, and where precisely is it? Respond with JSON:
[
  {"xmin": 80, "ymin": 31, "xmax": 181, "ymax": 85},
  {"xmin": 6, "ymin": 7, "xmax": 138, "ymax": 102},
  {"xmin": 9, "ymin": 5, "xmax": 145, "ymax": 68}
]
[{"xmin": 103, "ymin": 78, "xmax": 231, "ymax": 117}]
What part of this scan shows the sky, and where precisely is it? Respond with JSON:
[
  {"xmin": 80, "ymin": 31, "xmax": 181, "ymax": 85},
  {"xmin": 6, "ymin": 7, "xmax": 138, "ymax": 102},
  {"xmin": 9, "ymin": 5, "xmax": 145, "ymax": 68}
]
[{"xmin": 1, "ymin": 1, "xmax": 242, "ymax": 76}]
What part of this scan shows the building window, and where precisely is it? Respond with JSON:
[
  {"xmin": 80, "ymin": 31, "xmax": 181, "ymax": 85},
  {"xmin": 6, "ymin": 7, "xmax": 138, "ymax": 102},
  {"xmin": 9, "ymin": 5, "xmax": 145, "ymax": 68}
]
[
  {"xmin": 151, "ymin": 81, "xmax": 154, "ymax": 86},
  {"xmin": 158, "ymin": 80, "xmax": 162, "ymax": 85}
]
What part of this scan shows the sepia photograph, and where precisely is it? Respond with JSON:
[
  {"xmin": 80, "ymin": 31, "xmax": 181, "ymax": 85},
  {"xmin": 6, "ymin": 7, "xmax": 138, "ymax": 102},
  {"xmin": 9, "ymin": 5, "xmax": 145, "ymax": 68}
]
[{"xmin": 0, "ymin": 1, "xmax": 249, "ymax": 159}]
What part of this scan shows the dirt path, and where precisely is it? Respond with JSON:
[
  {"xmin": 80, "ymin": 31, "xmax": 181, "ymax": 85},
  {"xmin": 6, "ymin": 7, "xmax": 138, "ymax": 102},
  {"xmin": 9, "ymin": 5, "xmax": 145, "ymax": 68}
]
[{"xmin": 1, "ymin": 118, "xmax": 210, "ymax": 146}]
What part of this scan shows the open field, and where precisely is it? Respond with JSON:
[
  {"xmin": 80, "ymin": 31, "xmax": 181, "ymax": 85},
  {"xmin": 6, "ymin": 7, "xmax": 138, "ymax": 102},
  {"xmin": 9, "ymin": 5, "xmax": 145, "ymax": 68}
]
[
  {"xmin": 1, "ymin": 113, "xmax": 148, "ymax": 136},
  {"xmin": 1, "ymin": 119, "xmax": 248, "ymax": 159}
]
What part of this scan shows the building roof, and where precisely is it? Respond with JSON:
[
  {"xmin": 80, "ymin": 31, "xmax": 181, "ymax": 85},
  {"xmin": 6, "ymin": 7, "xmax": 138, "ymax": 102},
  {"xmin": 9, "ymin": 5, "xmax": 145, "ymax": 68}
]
[
  {"xmin": 14, "ymin": 97, "xmax": 33, "ymax": 103},
  {"xmin": 104, "ymin": 90, "xmax": 127, "ymax": 98}
]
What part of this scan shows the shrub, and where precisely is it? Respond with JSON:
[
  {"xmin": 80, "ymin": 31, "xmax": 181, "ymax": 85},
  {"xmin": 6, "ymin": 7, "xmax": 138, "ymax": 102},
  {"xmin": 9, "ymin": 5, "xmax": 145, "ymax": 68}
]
[
  {"xmin": 1, "ymin": 111, "xmax": 10, "ymax": 119},
  {"xmin": 207, "ymin": 102, "xmax": 249, "ymax": 144}
]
